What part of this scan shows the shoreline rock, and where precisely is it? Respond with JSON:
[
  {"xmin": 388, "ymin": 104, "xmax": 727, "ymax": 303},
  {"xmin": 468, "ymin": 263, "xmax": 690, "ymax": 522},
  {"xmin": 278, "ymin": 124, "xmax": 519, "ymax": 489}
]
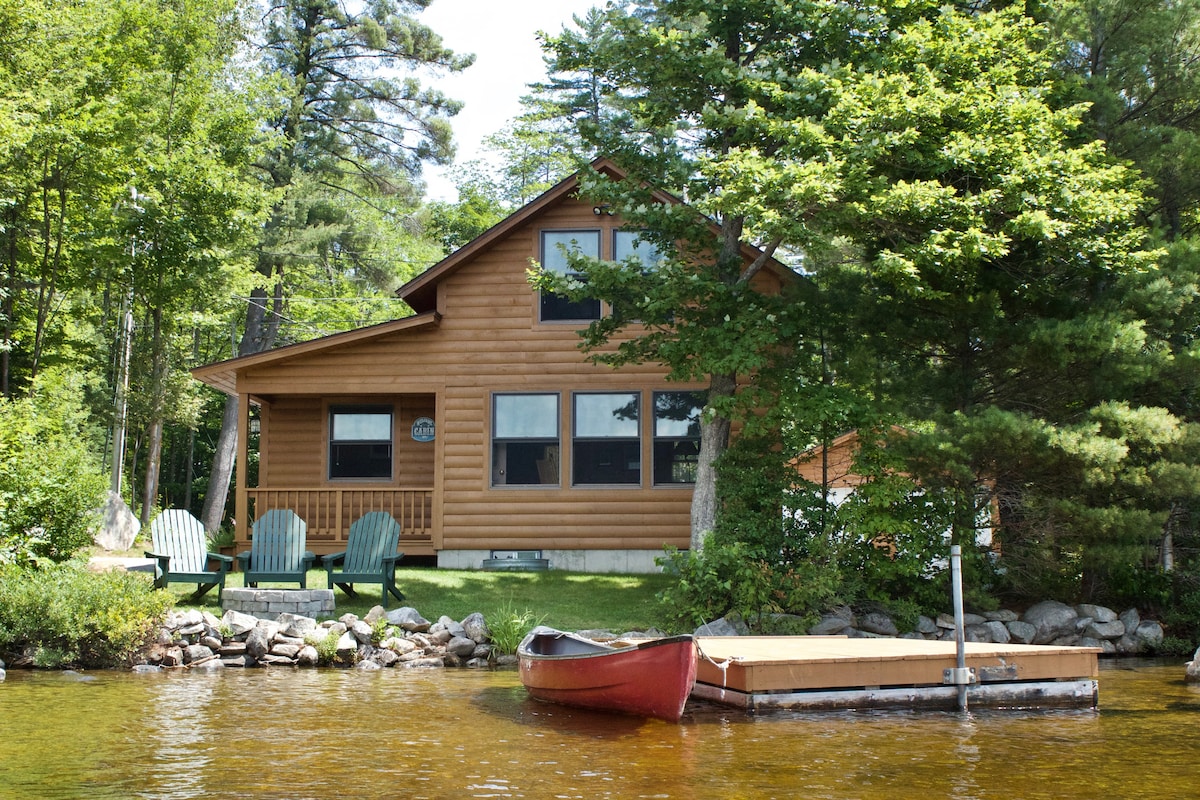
[
  {"xmin": 135, "ymin": 606, "xmax": 498, "ymax": 672},
  {"xmin": 708, "ymin": 600, "xmax": 1168, "ymax": 657}
]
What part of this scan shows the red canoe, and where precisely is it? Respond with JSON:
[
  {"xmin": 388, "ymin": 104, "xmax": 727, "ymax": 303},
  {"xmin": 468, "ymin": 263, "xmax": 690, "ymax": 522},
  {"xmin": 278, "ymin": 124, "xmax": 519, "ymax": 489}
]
[{"xmin": 517, "ymin": 627, "xmax": 698, "ymax": 722}]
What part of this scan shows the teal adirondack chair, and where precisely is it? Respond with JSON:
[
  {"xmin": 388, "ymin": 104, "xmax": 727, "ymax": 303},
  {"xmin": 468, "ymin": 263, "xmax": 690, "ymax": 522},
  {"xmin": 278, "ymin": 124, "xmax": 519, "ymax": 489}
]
[
  {"xmin": 322, "ymin": 511, "xmax": 406, "ymax": 607},
  {"xmin": 237, "ymin": 509, "xmax": 315, "ymax": 588},
  {"xmin": 145, "ymin": 510, "xmax": 232, "ymax": 600}
]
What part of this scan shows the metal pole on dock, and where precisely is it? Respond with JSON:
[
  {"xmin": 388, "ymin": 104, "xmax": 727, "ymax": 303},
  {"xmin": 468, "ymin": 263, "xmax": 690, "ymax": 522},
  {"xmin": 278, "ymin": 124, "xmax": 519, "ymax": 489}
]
[{"xmin": 951, "ymin": 544, "xmax": 968, "ymax": 712}]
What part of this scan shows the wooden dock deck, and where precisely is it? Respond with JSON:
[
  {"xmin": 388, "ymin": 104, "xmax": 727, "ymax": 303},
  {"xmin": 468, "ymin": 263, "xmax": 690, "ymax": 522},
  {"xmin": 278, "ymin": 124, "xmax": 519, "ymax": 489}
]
[{"xmin": 691, "ymin": 636, "xmax": 1100, "ymax": 711}]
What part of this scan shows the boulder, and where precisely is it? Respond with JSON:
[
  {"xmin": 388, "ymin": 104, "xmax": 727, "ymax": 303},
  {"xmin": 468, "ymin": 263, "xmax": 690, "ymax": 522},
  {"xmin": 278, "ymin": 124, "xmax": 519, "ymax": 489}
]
[
  {"xmin": 191, "ymin": 659, "xmax": 225, "ymax": 672},
  {"xmin": 297, "ymin": 646, "xmax": 319, "ymax": 667},
  {"xmin": 436, "ymin": 615, "xmax": 467, "ymax": 638},
  {"xmin": 695, "ymin": 617, "xmax": 743, "ymax": 637},
  {"xmin": 1187, "ymin": 647, "xmax": 1200, "ymax": 683},
  {"xmin": 809, "ymin": 614, "xmax": 853, "ymax": 636},
  {"xmin": 1134, "ymin": 621, "xmax": 1164, "ymax": 652},
  {"xmin": 1076, "ymin": 604, "xmax": 1118, "ymax": 624},
  {"xmin": 447, "ymin": 636, "xmax": 478, "ymax": 658},
  {"xmin": 1022, "ymin": 601, "xmax": 1079, "ymax": 644},
  {"xmin": 278, "ymin": 613, "xmax": 318, "ymax": 638},
  {"xmin": 351, "ymin": 620, "xmax": 375, "ymax": 646},
  {"xmin": 1006, "ymin": 620, "xmax": 1037, "ymax": 645},
  {"xmin": 270, "ymin": 643, "xmax": 301, "ymax": 659},
  {"xmin": 386, "ymin": 607, "xmax": 431, "ymax": 632},
  {"xmin": 370, "ymin": 649, "xmax": 400, "ymax": 668},
  {"xmin": 1083, "ymin": 620, "xmax": 1125, "ymax": 640},
  {"xmin": 462, "ymin": 612, "xmax": 490, "ymax": 643},
  {"xmin": 858, "ymin": 611, "xmax": 899, "ymax": 637},
  {"xmin": 184, "ymin": 644, "xmax": 214, "ymax": 664},
  {"xmin": 93, "ymin": 491, "xmax": 140, "ymax": 551},
  {"xmin": 975, "ymin": 621, "xmax": 1011, "ymax": 644},
  {"xmin": 246, "ymin": 623, "xmax": 278, "ymax": 660},
  {"xmin": 335, "ymin": 631, "xmax": 358, "ymax": 660},
  {"xmin": 222, "ymin": 610, "xmax": 259, "ymax": 637}
]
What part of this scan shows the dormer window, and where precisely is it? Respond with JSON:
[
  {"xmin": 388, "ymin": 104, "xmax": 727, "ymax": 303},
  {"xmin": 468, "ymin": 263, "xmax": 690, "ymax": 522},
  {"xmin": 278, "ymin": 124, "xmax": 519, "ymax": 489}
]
[{"xmin": 540, "ymin": 230, "xmax": 601, "ymax": 322}]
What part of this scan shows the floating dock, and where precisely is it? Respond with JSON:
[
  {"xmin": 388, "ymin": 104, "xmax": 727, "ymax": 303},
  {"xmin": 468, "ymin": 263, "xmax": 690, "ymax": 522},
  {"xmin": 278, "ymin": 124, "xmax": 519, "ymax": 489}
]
[{"xmin": 691, "ymin": 636, "xmax": 1099, "ymax": 711}]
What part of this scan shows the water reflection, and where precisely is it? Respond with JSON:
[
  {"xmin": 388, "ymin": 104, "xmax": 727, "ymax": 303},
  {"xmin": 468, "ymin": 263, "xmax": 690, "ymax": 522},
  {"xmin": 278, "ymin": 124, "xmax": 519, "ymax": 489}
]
[{"xmin": 0, "ymin": 660, "xmax": 1196, "ymax": 799}]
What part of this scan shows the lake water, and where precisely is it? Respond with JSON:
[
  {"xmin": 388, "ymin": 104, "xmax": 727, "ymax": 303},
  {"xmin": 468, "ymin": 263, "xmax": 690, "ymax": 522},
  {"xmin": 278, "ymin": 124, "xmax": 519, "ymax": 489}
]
[{"xmin": 1, "ymin": 659, "xmax": 1197, "ymax": 799}]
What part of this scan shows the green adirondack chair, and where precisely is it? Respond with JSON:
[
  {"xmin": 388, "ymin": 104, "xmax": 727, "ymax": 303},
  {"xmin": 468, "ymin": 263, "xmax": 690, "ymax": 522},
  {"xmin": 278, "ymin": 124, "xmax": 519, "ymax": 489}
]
[
  {"xmin": 145, "ymin": 509, "xmax": 232, "ymax": 599},
  {"xmin": 322, "ymin": 511, "xmax": 406, "ymax": 607},
  {"xmin": 237, "ymin": 509, "xmax": 315, "ymax": 588}
]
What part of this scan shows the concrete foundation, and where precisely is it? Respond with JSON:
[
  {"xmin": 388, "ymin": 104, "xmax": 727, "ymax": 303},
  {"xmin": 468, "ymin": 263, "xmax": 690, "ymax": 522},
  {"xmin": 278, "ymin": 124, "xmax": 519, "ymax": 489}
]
[{"xmin": 437, "ymin": 549, "xmax": 667, "ymax": 574}]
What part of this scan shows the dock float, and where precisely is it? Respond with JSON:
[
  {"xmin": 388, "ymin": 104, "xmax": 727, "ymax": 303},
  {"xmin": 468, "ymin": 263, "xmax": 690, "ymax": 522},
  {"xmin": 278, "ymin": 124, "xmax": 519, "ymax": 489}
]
[{"xmin": 691, "ymin": 636, "xmax": 1100, "ymax": 711}]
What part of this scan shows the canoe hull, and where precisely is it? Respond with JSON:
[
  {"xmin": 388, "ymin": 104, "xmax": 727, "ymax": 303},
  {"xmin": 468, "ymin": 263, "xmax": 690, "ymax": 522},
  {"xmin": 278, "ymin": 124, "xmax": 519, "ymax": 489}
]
[{"xmin": 518, "ymin": 629, "xmax": 698, "ymax": 722}]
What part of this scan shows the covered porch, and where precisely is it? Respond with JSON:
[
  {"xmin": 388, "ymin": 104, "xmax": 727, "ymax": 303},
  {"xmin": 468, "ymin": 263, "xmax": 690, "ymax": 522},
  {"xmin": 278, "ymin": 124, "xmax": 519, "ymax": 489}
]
[{"xmin": 227, "ymin": 386, "xmax": 442, "ymax": 558}]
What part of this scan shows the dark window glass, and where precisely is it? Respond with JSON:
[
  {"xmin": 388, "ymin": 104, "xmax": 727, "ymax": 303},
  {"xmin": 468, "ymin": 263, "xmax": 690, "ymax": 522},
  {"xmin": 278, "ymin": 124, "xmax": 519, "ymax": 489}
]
[
  {"xmin": 573, "ymin": 392, "xmax": 640, "ymax": 485},
  {"xmin": 652, "ymin": 391, "xmax": 703, "ymax": 485},
  {"xmin": 541, "ymin": 230, "xmax": 601, "ymax": 322},
  {"xmin": 329, "ymin": 406, "xmax": 393, "ymax": 479},
  {"xmin": 492, "ymin": 393, "xmax": 560, "ymax": 486}
]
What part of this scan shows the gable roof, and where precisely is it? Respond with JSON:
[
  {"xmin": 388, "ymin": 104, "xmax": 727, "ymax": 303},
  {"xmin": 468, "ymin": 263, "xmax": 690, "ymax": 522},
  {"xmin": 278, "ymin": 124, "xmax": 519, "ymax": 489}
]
[
  {"xmin": 399, "ymin": 156, "xmax": 801, "ymax": 313},
  {"xmin": 191, "ymin": 311, "xmax": 440, "ymax": 395},
  {"xmin": 193, "ymin": 157, "xmax": 801, "ymax": 396}
]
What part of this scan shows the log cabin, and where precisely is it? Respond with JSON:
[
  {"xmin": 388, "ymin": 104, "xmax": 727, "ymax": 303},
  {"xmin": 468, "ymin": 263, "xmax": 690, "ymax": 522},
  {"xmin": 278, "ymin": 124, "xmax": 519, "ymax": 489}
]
[{"xmin": 191, "ymin": 159, "xmax": 797, "ymax": 572}]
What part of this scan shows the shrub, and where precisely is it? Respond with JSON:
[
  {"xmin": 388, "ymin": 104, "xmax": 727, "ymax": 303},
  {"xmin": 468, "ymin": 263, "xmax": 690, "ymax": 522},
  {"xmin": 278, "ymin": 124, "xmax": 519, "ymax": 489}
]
[
  {"xmin": 0, "ymin": 562, "xmax": 174, "ymax": 668},
  {"xmin": 487, "ymin": 602, "xmax": 545, "ymax": 655},
  {"xmin": 0, "ymin": 375, "xmax": 108, "ymax": 566}
]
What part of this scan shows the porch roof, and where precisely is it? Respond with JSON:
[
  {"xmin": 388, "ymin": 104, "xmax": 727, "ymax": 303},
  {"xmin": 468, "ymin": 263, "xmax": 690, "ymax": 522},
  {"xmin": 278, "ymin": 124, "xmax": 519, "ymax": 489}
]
[{"xmin": 191, "ymin": 311, "xmax": 441, "ymax": 396}]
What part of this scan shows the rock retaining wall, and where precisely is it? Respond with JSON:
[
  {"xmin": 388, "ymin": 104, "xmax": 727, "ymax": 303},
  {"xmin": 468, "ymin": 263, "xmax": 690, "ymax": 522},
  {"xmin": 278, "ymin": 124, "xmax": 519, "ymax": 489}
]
[
  {"xmin": 135, "ymin": 605, "xmax": 506, "ymax": 672},
  {"xmin": 697, "ymin": 600, "xmax": 1167, "ymax": 656}
]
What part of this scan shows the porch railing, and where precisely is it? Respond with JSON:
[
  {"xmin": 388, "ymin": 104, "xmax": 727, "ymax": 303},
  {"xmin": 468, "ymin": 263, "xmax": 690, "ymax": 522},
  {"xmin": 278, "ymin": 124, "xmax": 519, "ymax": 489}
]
[{"xmin": 244, "ymin": 487, "xmax": 434, "ymax": 553}]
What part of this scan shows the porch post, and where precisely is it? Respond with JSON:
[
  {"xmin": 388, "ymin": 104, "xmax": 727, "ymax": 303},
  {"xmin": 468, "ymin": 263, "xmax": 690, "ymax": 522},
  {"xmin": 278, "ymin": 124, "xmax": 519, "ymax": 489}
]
[{"xmin": 235, "ymin": 392, "xmax": 249, "ymax": 543}]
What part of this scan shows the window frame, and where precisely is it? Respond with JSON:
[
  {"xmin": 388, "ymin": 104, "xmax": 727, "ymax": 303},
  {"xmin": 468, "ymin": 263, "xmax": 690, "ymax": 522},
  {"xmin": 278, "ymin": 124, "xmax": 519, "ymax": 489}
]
[
  {"xmin": 651, "ymin": 391, "xmax": 704, "ymax": 486},
  {"xmin": 328, "ymin": 404, "xmax": 394, "ymax": 481},
  {"xmin": 491, "ymin": 392, "xmax": 561, "ymax": 487},
  {"xmin": 539, "ymin": 229, "xmax": 602, "ymax": 323},
  {"xmin": 571, "ymin": 391, "xmax": 642, "ymax": 487}
]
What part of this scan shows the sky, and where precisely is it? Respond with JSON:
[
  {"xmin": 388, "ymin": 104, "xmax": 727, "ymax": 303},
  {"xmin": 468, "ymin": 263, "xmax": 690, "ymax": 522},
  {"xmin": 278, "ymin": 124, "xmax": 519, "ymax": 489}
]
[{"xmin": 418, "ymin": 0, "xmax": 599, "ymax": 201}]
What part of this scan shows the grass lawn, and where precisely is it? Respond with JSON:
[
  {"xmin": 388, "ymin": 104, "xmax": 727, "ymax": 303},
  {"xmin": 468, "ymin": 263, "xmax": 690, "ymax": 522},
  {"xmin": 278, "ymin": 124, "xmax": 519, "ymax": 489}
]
[{"xmin": 165, "ymin": 566, "xmax": 679, "ymax": 634}]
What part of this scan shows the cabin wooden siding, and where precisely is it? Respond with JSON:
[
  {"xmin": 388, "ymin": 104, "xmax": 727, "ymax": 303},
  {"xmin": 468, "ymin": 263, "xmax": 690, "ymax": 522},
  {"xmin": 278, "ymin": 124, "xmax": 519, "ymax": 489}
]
[{"xmin": 226, "ymin": 192, "xmax": 784, "ymax": 557}]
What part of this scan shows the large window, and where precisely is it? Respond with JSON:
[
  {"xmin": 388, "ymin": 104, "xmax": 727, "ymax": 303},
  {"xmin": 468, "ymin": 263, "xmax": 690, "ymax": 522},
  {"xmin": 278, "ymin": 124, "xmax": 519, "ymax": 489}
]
[
  {"xmin": 573, "ymin": 392, "xmax": 640, "ymax": 485},
  {"xmin": 653, "ymin": 391, "xmax": 703, "ymax": 485},
  {"xmin": 613, "ymin": 230, "xmax": 663, "ymax": 268},
  {"xmin": 540, "ymin": 230, "xmax": 601, "ymax": 322},
  {"xmin": 329, "ymin": 405, "xmax": 393, "ymax": 479},
  {"xmin": 492, "ymin": 393, "xmax": 560, "ymax": 486}
]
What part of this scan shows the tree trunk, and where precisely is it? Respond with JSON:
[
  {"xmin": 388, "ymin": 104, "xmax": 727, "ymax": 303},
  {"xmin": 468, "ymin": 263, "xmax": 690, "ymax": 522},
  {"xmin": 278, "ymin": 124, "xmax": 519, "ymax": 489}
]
[
  {"xmin": 690, "ymin": 371, "xmax": 736, "ymax": 552},
  {"xmin": 199, "ymin": 283, "xmax": 281, "ymax": 533},
  {"xmin": 140, "ymin": 306, "xmax": 165, "ymax": 526},
  {"xmin": 141, "ymin": 418, "xmax": 163, "ymax": 526}
]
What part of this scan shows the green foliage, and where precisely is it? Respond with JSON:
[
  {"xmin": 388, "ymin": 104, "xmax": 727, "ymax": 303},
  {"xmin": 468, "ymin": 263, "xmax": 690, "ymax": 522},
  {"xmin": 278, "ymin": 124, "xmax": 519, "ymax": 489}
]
[
  {"xmin": 486, "ymin": 602, "xmax": 546, "ymax": 655},
  {"xmin": 304, "ymin": 629, "xmax": 343, "ymax": 667},
  {"xmin": 0, "ymin": 375, "xmax": 107, "ymax": 566},
  {"xmin": 0, "ymin": 562, "xmax": 173, "ymax": 668}
]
